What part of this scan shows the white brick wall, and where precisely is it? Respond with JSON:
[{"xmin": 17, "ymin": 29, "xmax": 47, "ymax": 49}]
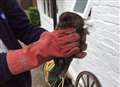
[
  {"xmin": 69, "ymin": 0, "xmax": 120, "ymax": 87},
  {"xmin": 37, "ymin": 0, "xmax": 120, "ymax": 86}
]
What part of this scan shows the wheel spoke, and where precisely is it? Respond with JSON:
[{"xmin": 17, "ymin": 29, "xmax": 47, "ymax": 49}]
[
  {"xmin": 87, "ymin": 75, "xmax": 89, "ymax": 87},
  {"xmin": 81, "ymin": 76, "xmax": 87, "ymax": 87},
  {"xmin": 91, "ymin": 81, "xmax": 95, "ymax": 87},
  {"xmin": 78, "ymin": 83, "xmax": 83, "ymax": 87}
]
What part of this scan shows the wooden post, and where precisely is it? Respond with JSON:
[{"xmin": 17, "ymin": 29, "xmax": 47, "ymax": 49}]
[{"xmin": 52, "ymin": 0, "xmax": 57, "ymax": 28}]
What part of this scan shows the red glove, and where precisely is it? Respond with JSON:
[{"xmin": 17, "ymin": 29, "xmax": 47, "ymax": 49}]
[{"xmin": 7, "ymin": 28, "xmax": 80, "ymax": 75}]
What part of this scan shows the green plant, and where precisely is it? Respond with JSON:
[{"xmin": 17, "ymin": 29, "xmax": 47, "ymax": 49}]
[{"xmin": 28, "ymin": 7, "xmax": 41, "ymax": 26}]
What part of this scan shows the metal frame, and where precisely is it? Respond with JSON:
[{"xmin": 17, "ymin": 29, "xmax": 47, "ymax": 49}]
[{"xmin": 71, "ymin": 0, "xmax": 92, "ymax": 19}]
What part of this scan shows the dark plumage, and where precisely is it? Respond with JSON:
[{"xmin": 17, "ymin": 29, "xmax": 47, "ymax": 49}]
[
  {"xmin": 51, "ymin": 12, "xmax": 89, "ymax": 87},
  {"xmin": 57, "ymin": 12, "xmax": 89, "ymax": 51}
]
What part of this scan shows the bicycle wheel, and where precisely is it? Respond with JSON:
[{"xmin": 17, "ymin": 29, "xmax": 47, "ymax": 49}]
[{"xmin": 75, "ymin": 71, "xmax": 101, "ymax": 87}]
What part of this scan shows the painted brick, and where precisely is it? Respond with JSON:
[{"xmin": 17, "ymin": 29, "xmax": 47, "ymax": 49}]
[
  {"xmin": 91, "ymin": 10, "xmax": 119, "ymax": 25},
  {"xmin": 86, "ymin": 1, "xmax": 119, "ymax": 86},
  {"xmin": 92, "ymin": 5, "xmax": 119, "ymax": 16},
  {"xmin": 71, "ymin": 0, "xmax": 120, "ymax": 86},
  {"xmin": 91, "ymin": 0, "xmax": 101, "ymax": 6},
  {"xmin": 100, "ymin": 0, "xmax": 120, "ymax": 8}
]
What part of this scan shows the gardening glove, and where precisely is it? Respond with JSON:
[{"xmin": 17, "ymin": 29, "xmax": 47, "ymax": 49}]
[{"xmin": 7, "ymin": 28, "xmax": 80, "ymax": 75}]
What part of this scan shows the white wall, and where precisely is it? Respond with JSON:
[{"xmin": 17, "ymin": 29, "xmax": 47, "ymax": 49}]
[
  {"xmin": 69, "ymin": 0, "xmax": 120, "ymax": 87},
  {"xmin": 37, "ymin": 0, "xmax": 120, "ymax": 87},
  {"xmin": 37, "ymin": 0, "xmax": 54, "ymax": 31},
  {"xmin": 56, "ymin": 0, "xmax": 76, "ymax": 15},
  {"xmin": 37, "ymin": 0, "xmax": 76, "ymax": 29}
]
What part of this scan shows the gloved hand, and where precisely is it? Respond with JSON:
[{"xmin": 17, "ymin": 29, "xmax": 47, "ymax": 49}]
[{"xmin": 7, "ymin": 28, "xmax": 81, "ymax": 75}]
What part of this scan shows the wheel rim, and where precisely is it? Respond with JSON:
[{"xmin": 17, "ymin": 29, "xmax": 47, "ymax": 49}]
[{"xmin": 75, "ymin": 71, "xmax": 101, "ymax": 87}]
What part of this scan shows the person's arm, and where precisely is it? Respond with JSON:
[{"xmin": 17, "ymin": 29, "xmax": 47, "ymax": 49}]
[
  {"xmin": 0, "ymin": 53, "xmax": 12, "ymax": 84},
  {"xmin": 3, "ymin": 0, "xmax": 46, "ymax": 44},
  {"xmin": 0, "ymin": 29, "xmax": 81, "ymax": 85}
]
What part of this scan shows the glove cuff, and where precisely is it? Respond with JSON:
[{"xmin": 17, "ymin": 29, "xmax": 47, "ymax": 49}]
[{"xmin": 6, "ymin": 48, "xmax": 40, "ymax": 75}]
